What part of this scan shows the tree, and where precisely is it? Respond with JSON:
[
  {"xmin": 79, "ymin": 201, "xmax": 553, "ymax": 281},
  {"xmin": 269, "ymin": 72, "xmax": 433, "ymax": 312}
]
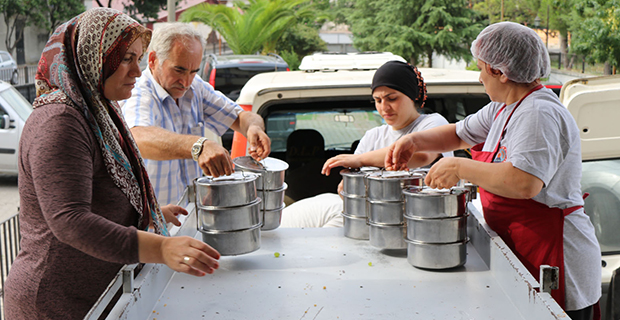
[
  {"xmin": 94, "ymin": 0, "xmax": 180, "ymax": 22},
  {"xmin": 0, "ymin": 0, "xmax": 84, "ymax": 55},
  {"xmin": 569, "ymin": 0, "xmax": 620, "ymax": 74},
  {"xmin": 180, "ymin": 0, "xmax": 320, "ymax": 54},
  {"xmin": 344, "ymin": 0, "xmax": 483, "ymax": 67},
  {"xmin": 44, "ymin": 0, "xmax": 85, "ymax": 36},
  {"xmin": 276, "ymin": 24, "xmax": 327, "ymax": 70}
]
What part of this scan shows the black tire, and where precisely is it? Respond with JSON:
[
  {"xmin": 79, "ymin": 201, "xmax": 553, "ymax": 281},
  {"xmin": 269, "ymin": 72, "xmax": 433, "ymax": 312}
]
[{"xmin": 10, "ymin": 70, "xmax": 18, "ymax": 85}]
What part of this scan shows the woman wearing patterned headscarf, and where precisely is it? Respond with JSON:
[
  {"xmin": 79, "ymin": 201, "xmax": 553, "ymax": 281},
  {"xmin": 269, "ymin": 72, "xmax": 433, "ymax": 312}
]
[{"xmin": 3, "ymin": 8, "xmax": 220, "ymax": 319}]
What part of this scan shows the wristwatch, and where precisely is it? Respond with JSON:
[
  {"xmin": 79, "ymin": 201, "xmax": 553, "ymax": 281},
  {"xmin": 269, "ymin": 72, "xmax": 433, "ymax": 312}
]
[{"xmin": 191, "ymin": 137, "xmax": 208, "ymax": 161}]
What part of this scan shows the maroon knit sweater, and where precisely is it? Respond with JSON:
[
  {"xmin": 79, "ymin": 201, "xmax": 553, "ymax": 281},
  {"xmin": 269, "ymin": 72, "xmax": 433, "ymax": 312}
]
[{"xmin": 4, "ymin": 104, "xmax": 140, "ymax": 319}]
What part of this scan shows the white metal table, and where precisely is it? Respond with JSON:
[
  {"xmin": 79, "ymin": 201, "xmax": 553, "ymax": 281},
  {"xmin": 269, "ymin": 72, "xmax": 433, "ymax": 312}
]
[{"xmin": 86, "ymin": 196, "xmax": 568, "ymax": 320}]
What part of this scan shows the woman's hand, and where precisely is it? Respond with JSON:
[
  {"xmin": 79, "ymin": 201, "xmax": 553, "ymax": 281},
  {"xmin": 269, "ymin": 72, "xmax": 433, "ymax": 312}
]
[
  {"xmin": 321, "ymin": 154, "xmax": 363, "ymax": 176},
  {"xmin": 161, "ymin": 236, "xmax": 220, "ymax": 277},
  {"xmin": 425, "ymin": 157, "xmax": 462, "ymax": 189},
  {"xmin": 385, "ymin": 134, "xmax": 416, "ymax": 171},
  {"xmin": 161, "ymin": 204, "xmax": 188, "ymax": 226}
]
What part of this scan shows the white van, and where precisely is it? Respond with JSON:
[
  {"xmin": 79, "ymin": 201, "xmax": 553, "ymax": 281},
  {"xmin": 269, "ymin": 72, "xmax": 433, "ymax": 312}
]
[
  {"xmin": 232, "ymin": 65, "xmax": 489, "ymax": 201},
  {"xmin": 560, "ymin": 75, "xmax": 620, "ymax": 317},
  {"xmin": 0, "ymin": 81, "xmax": 33, "ymax": 174}
]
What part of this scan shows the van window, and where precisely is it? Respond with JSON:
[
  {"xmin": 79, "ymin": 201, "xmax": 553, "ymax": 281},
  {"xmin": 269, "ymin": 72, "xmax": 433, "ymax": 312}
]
[
  {"xmin": 0, "ymin": 52, "xmax": 8, "ymax": 62},
  {"xmin": 582, "ymin": 158, "xmax": 620, "ymax": 255},
  {"xmin": 263, "ymin": 94, "xmax": 490, "ymax": 153},
  {"xmin": 0, "ymin": 87, "xmax": 33, "ymax": 121}
]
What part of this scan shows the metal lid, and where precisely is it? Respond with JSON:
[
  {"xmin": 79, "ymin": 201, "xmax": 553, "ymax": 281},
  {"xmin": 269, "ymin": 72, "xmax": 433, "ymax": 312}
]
[
  {"xmin": 403, "ymin": 186, "xmax": 467, "ymax": 197},
  {"xmin": 367, "ymin": 170, "xmax": 423, "ymax": 181},
  {"xmin": 195, "ymin": 171, "xmax": 259, "ymax": 185},
  {"xmin": 233, "ymin": 156, "xmax": 289, "ymax": 172},
  {"xmin": 340, "ymin": 166, "xmax": 381, "ymax": 177}
]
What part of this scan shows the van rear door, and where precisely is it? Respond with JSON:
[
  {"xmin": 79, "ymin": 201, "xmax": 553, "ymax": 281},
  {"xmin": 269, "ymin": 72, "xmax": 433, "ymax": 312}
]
[{"xmin": 561, "ymin": 75, "xmax": 620, "ymax": 160}]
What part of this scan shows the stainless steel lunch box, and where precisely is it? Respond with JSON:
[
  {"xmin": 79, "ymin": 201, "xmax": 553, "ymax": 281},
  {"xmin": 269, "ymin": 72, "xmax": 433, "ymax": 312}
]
[
  {"xmin": 342, "ymin": 212, "xmax": 369, "ymax": 240},
  {"xmin": 367, "ymin": 199, "xmax": 404, "ymax": 225},
  {"xmin": 262, "ymin": 204, "xmax": 285, "ymax": 231},
  {"xmin": 403, "ymin": 186, "xmax": 468, "ymax": 219},
  {"xmin": 368, "ymin": 221, "xmax": 406, "ymax": 250},
  {"xmin": 405, "ymin": 238, "xmax": 468, "ymax": 270},
  {"xmin": 259, "ymin": 183, "xmax": 288, "ymax": 211},
  {"xmin": 366, "ymin": 171, "xmax": 423, "ymax": 201},
  {"xmin": 194, "ymin": 172, "xmax": 259, "ymax": 207},
  {"xmin": 197, "ymin": 198, "xmax": 262, "ymax": 232},
  {"xmin": 199, "ymin": 223, "xmax": 261, "ymax": 256},
  {"xmin": 339, "ymin": 167, "xmax": 378, "ymax": 196},
  {"xmin": 341, "ymin": 192, "xmax": 367, "ymax": 218},
  {"xmin": 404, "ymin": 215, "xmax": 468, "ymax": 243},
  {"xmin": 233, "ymin": 156, "xmax": 289, "ymax": 190}
]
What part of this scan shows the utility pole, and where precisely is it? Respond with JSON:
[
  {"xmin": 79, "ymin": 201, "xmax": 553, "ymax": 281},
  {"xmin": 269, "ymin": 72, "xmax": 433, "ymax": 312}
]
[
  {"xmin": 545, "ymin": 4, "xmax": 550, "ymax": 49},
  {"xmin": 167, "ymin": 0, "xmax": 175, "ymax": 22}
]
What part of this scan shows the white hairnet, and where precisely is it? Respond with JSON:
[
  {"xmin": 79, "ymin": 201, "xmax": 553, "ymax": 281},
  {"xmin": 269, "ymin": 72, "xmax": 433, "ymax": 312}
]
[{"xmin": 471, "ymin": 21, "xmax": 550, "ymax": 83}]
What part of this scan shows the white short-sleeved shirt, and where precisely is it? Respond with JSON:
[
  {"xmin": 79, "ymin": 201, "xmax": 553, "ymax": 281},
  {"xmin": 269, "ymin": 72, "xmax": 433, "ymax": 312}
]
[
  {"xmin": 355, "ymin": 113, "xmax": 454, "ymax": 159},
  {"xmin": 121, "ymin": 68, "xmax": 243, "ymax": 205},
  {"xmin": 456, "ymin": 87, "xmax": 601, "ymax": 310}
]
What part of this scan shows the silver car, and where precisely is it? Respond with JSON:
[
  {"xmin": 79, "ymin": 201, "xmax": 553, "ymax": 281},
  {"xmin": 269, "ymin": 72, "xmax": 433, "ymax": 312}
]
[{"xmin": 0, "ymin": 51, "xmax": 18, "ymax": 85}]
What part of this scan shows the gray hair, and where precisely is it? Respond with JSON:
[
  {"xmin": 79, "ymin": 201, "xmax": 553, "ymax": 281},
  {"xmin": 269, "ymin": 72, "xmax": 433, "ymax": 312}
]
[{"xmin": 148, "ymin": 22, "xmax": 205, "ymax": 64}]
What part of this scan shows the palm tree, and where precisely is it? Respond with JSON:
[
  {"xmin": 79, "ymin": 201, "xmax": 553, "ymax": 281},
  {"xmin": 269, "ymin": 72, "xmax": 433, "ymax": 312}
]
[{"xmin": 181, "ymin": 0, "xmax": 318, "ymax": 54}]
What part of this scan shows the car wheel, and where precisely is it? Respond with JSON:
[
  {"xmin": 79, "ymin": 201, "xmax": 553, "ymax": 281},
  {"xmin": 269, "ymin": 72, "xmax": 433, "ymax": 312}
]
[{"xmin": 10, "ymin": 71, "xmax": 18, "ymax": 85}]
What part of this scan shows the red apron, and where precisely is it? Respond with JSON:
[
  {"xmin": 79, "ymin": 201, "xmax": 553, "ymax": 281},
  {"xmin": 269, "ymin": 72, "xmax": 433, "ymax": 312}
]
[{"xmin": 470, "ymin": 84, "xmax": 583, "ymax": 309}]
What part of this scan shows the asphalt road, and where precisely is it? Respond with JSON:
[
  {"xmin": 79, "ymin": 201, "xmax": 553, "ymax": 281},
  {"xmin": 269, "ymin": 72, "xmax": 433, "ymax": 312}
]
[{"xmin": 0, "ymin": 173, "xmax": 19, "ymax": 222}]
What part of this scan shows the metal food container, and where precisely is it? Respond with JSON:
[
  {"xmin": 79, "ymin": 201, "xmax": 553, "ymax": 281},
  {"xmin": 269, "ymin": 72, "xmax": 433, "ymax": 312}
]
[
  {"xmin": 403, "ymin": 186, "xmax": 468, "ymax": 219},
  {"xmin": 198, "ymin": 198, "xmax": 262, "ymax": 232},
  {"xmin": 262, "ymin": 204, "xmax": 285, "ymax": 231},
  {"xmin": 194, "ymin": 172, "xmax": 259, "ymax": 207},
  {"xmin": 404, "ymin": 215, "xmax": 468, "ymax": 243},
  {"xmin": 233, "ymin": 156, "xmax": 289, "ymax": 190},
  {"xmin": 200, "ymin": 224, "xmax": 261, "ymax": 256},
  {"xmin": 367, "ymin": 199, "xmax": 404, "ymax": 225},
  {"xmin": 405, "ymin": 238, "xmax": 468, "ymax": 270},
  {"xmin": 368, "ymin": 221, "xmax": 406, "ymax": 250},
  {"xmin": 339, "ymin": 167, "xmax": 378, "ymax": 196},
  {"xmin": 341, "ymin": 192, "xmax": 367, "ymax": 218},
  {"xmin": 259, "ymin": 183, "xmax": 288, "ymax": 210},
  {"xmin": 367, "ymin": 171, "xmax": 423, "ymax": 201},
  {"xmin": 343, "ymin": 212, "xmax": 369, "ymax": 240}
]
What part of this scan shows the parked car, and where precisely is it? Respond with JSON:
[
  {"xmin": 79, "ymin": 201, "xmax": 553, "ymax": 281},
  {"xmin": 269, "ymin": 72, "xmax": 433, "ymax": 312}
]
[
  {"xmin": 559, "ymin": 75, "xmax": 620, "ymax": 319},
  {"xmin": 0, "ymin": 80, "xmax": 33, "ymax": 174},
  {"xmin": 299, "ymin": 51, "xmax": 406, "ymax": 71},
  {"xmin": 200, "ymin": 53, "xmax": 289, "ymax": 151},
  {"xmin": 0, "ymin": 51, "xmax": 18, "ymax": 85}
]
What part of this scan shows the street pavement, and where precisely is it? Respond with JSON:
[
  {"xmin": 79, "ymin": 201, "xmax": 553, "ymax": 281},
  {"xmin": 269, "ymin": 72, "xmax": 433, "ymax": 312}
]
[{"xmin": 0, "ymin": 174, "xmax": 19, "ymax": 222}]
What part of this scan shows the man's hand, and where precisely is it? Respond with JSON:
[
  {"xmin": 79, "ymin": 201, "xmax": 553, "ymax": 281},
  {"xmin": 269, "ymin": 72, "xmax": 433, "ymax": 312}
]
[
  {"xmin": 198, "ymin": 140, "xmax": 234, "ymax": 177},
  {"xmin": 246, "ymin": 125, "xmax": 271, "ymax": 161}
]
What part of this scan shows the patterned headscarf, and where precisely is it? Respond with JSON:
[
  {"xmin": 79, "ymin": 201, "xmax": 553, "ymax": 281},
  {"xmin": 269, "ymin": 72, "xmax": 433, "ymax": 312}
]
[{"xmin": 33, "ymin": 8, "xmax": 169, "ymax": 236}]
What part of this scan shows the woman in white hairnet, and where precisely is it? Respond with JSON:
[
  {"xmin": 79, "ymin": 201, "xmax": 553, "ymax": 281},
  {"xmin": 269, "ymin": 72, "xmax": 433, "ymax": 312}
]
[{"xmin": 385, "ymin": 22, "xmax": 601, "ymax": 319}]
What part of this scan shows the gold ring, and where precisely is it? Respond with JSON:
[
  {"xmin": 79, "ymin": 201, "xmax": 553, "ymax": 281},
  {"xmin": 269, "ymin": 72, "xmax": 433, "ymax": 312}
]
[{"xmin": 183, "ymin": 256, "xmax": 190, "ymax": 263}]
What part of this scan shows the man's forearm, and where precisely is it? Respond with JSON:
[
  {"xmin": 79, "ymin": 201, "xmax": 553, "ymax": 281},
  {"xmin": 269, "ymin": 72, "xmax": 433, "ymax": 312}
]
[
  {"xmin": 130, "ymin": 126, "xmax": 198, "ymax": 160},
  {"xmin": 230, "ymin": 111, "xmax": 265, "ymax": 137}
]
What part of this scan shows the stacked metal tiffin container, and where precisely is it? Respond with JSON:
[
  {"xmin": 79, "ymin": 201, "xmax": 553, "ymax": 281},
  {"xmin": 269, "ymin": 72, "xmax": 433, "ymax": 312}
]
[
  {"xmin": 194, "ymin": 172, "xmax": 263, "ymax": 256},
  {"xmin": 233, "ymin": 156, "xmax": 289, "ymax": 230},
  {"xmin": 402, "ymin": 186, "xmax": 470, "ymax": 269},
  {"xmin": 365, "ymin": 171, "xmax": 424, "ymax": 249},
  {"xmin": 340, "ymin": 167, "xmax": 378, "ymax": 240}
]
